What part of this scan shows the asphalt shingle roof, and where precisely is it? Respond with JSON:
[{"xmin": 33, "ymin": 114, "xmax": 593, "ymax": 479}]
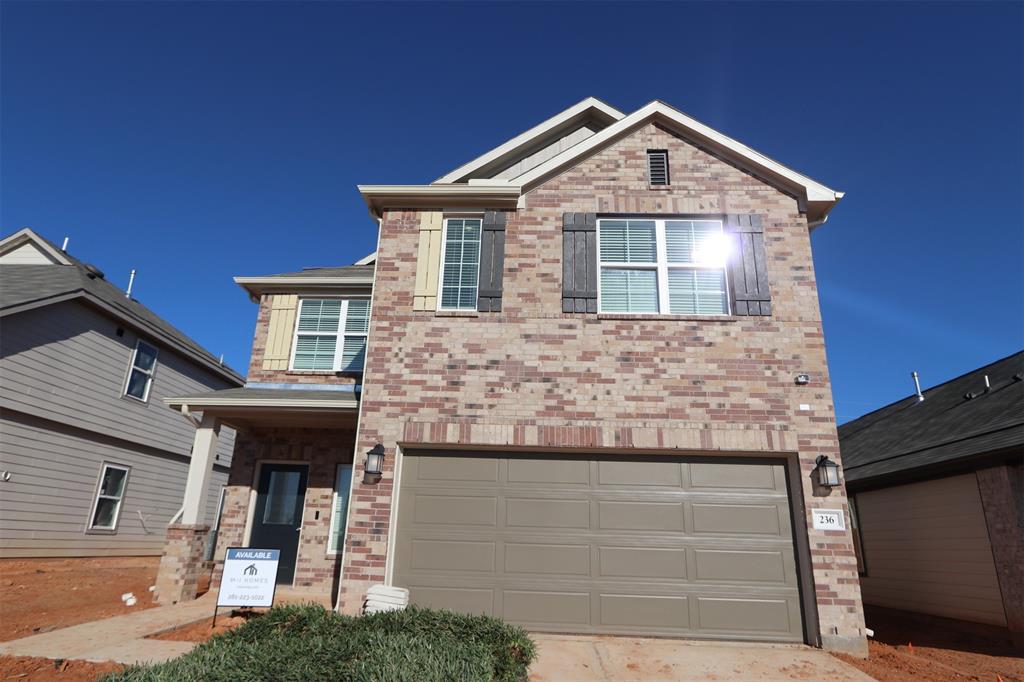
[
  {"xmin": 249, "ymin": 264, "xmax": 375, "ymax": 279},
  {"xmin": 0, "ymin": 234, "xmax": 243, "ymax": 384},
  {"xmin": 838, "ymin": 351, "xmax": 1024, "ymax": 486}
]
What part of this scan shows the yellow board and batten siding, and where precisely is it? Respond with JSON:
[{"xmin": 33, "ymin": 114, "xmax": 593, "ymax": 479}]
[
  {"xmin": 262, "ymin": 294, "xmax": 298, "ymax": 370},
  {"xmin": 413, "ymin": 212, "xmax": 443, "ymax": 311}
]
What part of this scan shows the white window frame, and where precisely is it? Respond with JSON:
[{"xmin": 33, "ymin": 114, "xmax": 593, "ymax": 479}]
[
  {"xmin": 123, "ymin": 340, "xmax": 159, "ymax": 402},
  {"xmin": 436, "ymin": 215, "xmax": 484, "ymax": 312},
  {"xmin": 326, "ymin": 463, "xmax": 354, "ymax": 556},
  {"xmin": 288, "ymin": 297, "xmax": 370, "ymax": 372},
  {"xmin": 86, "ymin": 462, "xmax": 130, "ymax": 532},
  {"xmin": 596, "ymin": 217, "xmax": 731, "ymax": 316}
]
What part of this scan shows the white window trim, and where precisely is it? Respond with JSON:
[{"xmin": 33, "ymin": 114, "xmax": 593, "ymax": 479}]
[
  {"xmin": 436, "ymin": 215, "xmax": 484, "ymax": 312},
  {"xmin": 86, "ymin": 463, "xmax": 130, "ymax": 532},
  {"xmin": 326, "ymin": 463, "xmax": 354, "ymax": 556},
  {"xmin": 596, "ymin": 217, "xmax": 731, "ymax": 316},
  {"xmin": 288, "ymin": 297, "xmax": 371, "ymax": 372},
  {"xmin": 123, "ymin": 340, "xmax": 159, "ymax": 403}
]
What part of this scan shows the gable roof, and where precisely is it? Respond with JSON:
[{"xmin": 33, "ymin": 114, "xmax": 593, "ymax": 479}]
[
  {"xmin": 0, "ymin": 227, "xmax": 73, "ymax": 265},
  {"xmin": 434, "ymin": 97, "xmax": 625, "ymax": 184},
  {"xmin": 838, "ymin": 351, "xmax": 1024, "ymax": 488},
  {"xmin": 0, "ymin": 228, "xmax": 243, "ymax": 385},
  {"xmin": 360, "ymin": 98, "xmax": 844, "ymax": 226}
]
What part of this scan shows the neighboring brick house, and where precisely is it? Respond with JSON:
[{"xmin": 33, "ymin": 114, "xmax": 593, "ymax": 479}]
[{"xmin": 158, "ymin": 98, "xmax": 867, "ymax": 654}]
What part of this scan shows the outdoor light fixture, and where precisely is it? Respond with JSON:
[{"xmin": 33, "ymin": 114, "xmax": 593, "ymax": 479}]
[
  {"xmin": 814, "ymin": 455, "xmax": 841, "ymax": 488},
  {"xmin": 363, "ymin": 443, "xmax": 385, "ymax": 484}
]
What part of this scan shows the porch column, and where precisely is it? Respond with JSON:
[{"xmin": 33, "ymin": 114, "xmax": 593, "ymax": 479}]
[
  {"xmin": 154, "ymin": 413, "xmax": 220, "ymax": 604},
  {"xmin": 977, "ymin": 463, "xmax": 1024, "ymax": 652}
]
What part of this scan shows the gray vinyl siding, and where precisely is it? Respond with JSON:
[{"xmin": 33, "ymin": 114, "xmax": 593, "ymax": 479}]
[
  {"xmin": 0, "ymin": 300, "xmax": 238, "ymax": 557},
  {"xmin": 0, "ymin": 301, "xmax": 235, "ymax": 465},
  {"xmin": 490, "ymin": 124, "xmax": 600, "ymax": 180},
  {"xmin": 0, "ymin": 412, "xmax": 227, "ymax": 557},
  {"xmin": 857, "ymin": 473, "xmax": 1007, "ymax": 626}
]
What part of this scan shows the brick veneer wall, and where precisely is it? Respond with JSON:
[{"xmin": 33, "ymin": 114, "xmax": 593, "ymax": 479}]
[
  {"xmin": 977, "ymin": 463, "xmax": 1024, "ymax": 651},
  {"xmin": 245, "ymin": 294, "xmax": 363, "ymax": 387},
  {"xmin": 154, "ymin": 523, "xmax": 210, "ymax": 605},
  {"xmin": 210, "ymin": 427, "xmax": 356, "ymax": 596},
  {"xmin": 343, "ymin": 122, "xmax": 867, "ymax": 654}
]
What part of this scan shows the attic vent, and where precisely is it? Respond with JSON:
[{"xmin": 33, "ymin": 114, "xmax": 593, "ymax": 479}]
[
  {"xmin": 84, "ymin": 264, "xmax": 105, "ymax": 280},
  {"xmin": 647, "ymin": 150, "xmax": 669, "ymax": 186}
]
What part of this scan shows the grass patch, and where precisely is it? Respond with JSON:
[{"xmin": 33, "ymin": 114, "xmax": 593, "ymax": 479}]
[{"xmin": 106, "ymin": 604, "xmax": 535, "ymax": 681}]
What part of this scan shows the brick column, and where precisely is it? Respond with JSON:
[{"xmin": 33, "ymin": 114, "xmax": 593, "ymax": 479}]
[
  {"xmin": 977, "ymin": 463, "xmax": 1024, "ymax": 652},
  {"xmin": 155, "ymin": 523, "xmax": 211, "ymax": 605}
]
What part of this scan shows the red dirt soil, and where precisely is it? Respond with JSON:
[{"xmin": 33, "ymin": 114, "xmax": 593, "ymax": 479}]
[
  {"xmin": 835, "ymin": 606, "xmax": 1024, "ymax": 681},
  {"xmin": 147, "ymin": 611, "xmax": 259, "ymax": 643},
  {"xmin": 0, "ymin": 656, "xmax": 123, "ymax": 682}
]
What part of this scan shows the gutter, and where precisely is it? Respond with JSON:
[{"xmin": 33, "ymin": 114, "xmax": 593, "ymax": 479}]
[{"xmin": 358, "ymin": 184, "xmax": 522, "ymax": 219}]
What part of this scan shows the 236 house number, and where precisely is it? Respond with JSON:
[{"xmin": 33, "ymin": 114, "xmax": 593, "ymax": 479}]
[{"xmin": 812, "ymin": 509, "xmax": 846, "ymax": 530}]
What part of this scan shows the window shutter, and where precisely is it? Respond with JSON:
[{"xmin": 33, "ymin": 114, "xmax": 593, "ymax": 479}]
[
  {"xmin": 477, "ymin": 210, "xmax": 507, "ymax": 312},
  {"xmin": 262, "ymin": 294, "xmax": 298, "ymax": 370},
  {"xmin": 562, "ymin": 212, "xmax": 598, "ymax": 313},
  {"xmin": 413, "ymin": 212, "xmax": 443, "ymax": 310},
  {"xmin": 724, "ymin": 214, "xmax": 771, "ymax": 316}
]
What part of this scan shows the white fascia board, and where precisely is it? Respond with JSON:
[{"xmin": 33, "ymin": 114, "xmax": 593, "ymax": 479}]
[
  {"xmin": 0, "ymin": 227, "xmax": 72, "ymax": 265},
  {"xmin": 358, "ymin": 184, "xmax": 522, "ymax": 217},
  {"xmin": 511, "ymin": 101, "xmax": 843, "ymax": 209},
  {"xmin": 166, "ymin": 397, "xmax": 359, "ymax": 410},
  {"xmin": 354, "ymin": 252, "xmax": 376, "ymax": 265},
  {"xmin": 433, "ymin": 97, "xmax": 626, "ymax": 184},
  {"xmin": 233, "ymin": 276, "xmax": 375, "ymax": 286}
]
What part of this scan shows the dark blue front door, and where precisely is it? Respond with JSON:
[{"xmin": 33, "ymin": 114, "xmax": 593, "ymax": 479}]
[{"xmin": 249, "ymin": 463, "xmax": 308, "ymax": 584}]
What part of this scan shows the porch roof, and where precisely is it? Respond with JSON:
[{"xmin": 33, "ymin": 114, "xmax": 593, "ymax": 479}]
[{"xmin": 165, "ymin": 387, "xmax": 359, "ymax": 428}]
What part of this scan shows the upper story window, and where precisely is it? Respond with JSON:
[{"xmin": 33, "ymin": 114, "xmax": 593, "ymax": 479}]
[
  {"xmin": 438, "ymin": 217, "xmax": 482, "ymax": 310},
  {"xmin": 598, "ymin": 218, "xmax": 729, "ymax": 315},
  {"xmin": 291, "ymin": 298, "xmax": 369, "ymax": 372},
  {"xmin": 124, "ymin": 340, "xmax": 158, "ymax": 402},
  {"xmin": 88, "ymin": 463, "xmax": 129, "ymax": 532},
  {"xmin": 647, "ymin": 150, "xmax": 669, "ymax": 185}
]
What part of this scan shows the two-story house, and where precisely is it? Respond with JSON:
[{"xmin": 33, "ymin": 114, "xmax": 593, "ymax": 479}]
[
  {"xmin": 0, "ymin": 228, "xmax": 241, "ymax": 559},
  {"xmin": 158, "ymin": 98, "xmax": 867, "ymax": 655}
]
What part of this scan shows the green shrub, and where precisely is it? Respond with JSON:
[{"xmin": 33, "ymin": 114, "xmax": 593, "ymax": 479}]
[{"xmin": 105, "ymin": 604, "xmax": 535, "ymax": 682}]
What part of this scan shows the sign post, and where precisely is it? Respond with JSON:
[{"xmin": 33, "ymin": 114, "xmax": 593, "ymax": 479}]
[{"xmin": 213, "ymin": 547, "xmax": 281, "ymax": 627}]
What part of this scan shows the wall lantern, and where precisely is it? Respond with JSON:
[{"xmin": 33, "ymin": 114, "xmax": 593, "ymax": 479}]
[
  {"xmin": 363, "ymin": 444, "xmax": 386, "ymax": 484},
  {"xmin": 814, "ymin": 455, "xmax": 841, "ymax": 488}
]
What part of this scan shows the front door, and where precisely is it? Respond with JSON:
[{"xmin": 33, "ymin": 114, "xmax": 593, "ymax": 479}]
[{"xmin": 249, "ymin": 463, "xmax": 308, "ymax": 585}]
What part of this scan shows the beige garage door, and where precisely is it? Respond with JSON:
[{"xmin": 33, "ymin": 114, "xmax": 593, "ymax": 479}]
[{"xmin": 394, "ymin": 452, "xmax": 805, "ymax": 642}]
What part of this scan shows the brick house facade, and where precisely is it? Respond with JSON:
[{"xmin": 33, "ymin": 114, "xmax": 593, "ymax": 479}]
[{"xmin": 158, "ymin": 99, "xmax": 867, "ymax": 655}]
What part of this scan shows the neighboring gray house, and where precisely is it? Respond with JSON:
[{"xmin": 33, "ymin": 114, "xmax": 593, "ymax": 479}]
[
  {"xmin": 0, "ymin": 228, "xmax": 242, "ymax": 557},
  {"xmin": 839, "ymin": 351, "xmax": 1023, "ymax": 650}
]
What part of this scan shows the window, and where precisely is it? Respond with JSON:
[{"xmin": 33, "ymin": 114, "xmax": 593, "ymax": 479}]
[
  {"xmin": 291, "ymin": 298, "xmax": 370, "ymax": 372},
  {"xmin": 647, "ymin": 150, "xmax": 669, "ymax": 185},
  {"xmin": 598, "ymin": 218, "xmax": 729, "ymax": 315},
  {"xmin": 438, "ymin": 217, "xmax": 482, "ymax": 310},
  {"xmin": 327, "ymin": 464, "xmax": 354, "ymax": 554},
  {"xmin": 88, "ymin": 464, "xmax": 129, "ymax": 531},
  {"xmin": 124, "ymin": 340, "xmax": 158, "ymax": 402}
]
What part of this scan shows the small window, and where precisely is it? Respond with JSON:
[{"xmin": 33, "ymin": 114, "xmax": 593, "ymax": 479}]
[
  {"xmin": 291, "ymin": 298, "xmax": 370, "ymax": 372},
  {"xmin": 327, "ymin": 464, "xmax": 354, "ymax": 554},
  {"xmin": 124, "ymin": 340, "xmax": 158, "ymax": 402},
  {"xmin": 647, "ymin": 150, "xmax": 669, "ymax": 185},
  {"xmin": 88, "ymin": 464, "xmax": 129, "ymax": 531},
  {"xmin": 849, "ymin": 495, "xmax": 867, "ymax": 575},
  {"xmin": 598, "ymin": 218, "xmax": 729, "ymax": 315},
  {"xmin": 438, "ymin": 217, "xmax": 482, "ymax": 310}
]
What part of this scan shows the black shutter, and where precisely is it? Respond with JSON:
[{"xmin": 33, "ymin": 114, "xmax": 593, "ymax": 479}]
[
  {"xmin": 561, "ymin": 212, "xmax": 598, "ymax": 313},
  {"xmin": 477, "ymin": 210, "xmax": 507, "ymax": 312},
  {"xmin": 725, "ymin": 214, "xmax": 771, "ymax": 316}
]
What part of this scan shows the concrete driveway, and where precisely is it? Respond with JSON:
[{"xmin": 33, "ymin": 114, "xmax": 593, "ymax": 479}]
[{"xmin": 528, "ymin": 634, "xmax": 873, "ymax": 681}]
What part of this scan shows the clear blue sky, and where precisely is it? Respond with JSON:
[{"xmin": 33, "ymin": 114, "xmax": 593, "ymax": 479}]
[{"xmin": 3, "ymin": 1, "xmax": 1021, "ymax": 422}]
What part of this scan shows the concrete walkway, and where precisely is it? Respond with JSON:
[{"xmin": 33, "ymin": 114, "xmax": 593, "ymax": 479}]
[{"xmin": 528, "ymin": 634, "xmax": 874, "ymax": 681}]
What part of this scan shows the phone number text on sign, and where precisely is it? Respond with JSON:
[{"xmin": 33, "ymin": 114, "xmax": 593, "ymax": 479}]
[{"xmin": 812, "ymin": 509, "xmax": 846, "ymax": 531}]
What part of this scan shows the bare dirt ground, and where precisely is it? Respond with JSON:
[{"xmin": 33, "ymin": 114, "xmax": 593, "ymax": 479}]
[
  {"xmin": 147, "ymin": 610, "xmax": 259, "ymax": 643},
  {"xmin": 835, "ymin": 606, "xmax": 1024, "ymax": 681},
  {"xmin": 0, "ymin": 656, "xmax": 123, "ymax": 682}
]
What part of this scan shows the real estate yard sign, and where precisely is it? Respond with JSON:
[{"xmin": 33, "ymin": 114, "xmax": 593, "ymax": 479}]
[{"xmin": 217, "ymin": 548, "xmax": 280, "ymax": 608}]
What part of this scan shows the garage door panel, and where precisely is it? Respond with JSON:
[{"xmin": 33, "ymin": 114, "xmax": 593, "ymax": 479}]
[
  {"xmin": 598, "ymin": 500, "xmax": 685, "ymax": 531},
  {"xmin": 600, "ymin": 594, "xmax": 690, "ymax": 628},
  {"xmin": 691, "ymin": 503, "xmax": 784, "ymax": 535},
  {"xmin": 504, "ymin": 542, "xmax": 590, "ymax": 576},
  {"xmin": 413, "ymin": 455, "xmax": 500, "ymax": 483},
  {"xmin": 599, "ymin": 546, "xmax": 687, "ymax": 579},
  {"xmin": 694, "ymin": 549, "xmax": 790, "ymax": 584},
  {"xmin": 508, "ymin": 458, "xmax": 590, "ymax": 485},
  {"xmin": 506, "ymin": 498, "xmax": 590, "ymax": 529},
  {"xmin": 395, "ymin": 452, "xmax": 803, "ymax": 642},
  {"xmin": 598, "ymin": 460, "xmax": 683, "ymax": 486}
]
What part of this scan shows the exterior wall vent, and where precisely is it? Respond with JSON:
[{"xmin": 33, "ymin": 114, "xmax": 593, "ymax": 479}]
[{"xmin": 647, "ymin": 149, "xmax": 669, "ymax": 186}]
